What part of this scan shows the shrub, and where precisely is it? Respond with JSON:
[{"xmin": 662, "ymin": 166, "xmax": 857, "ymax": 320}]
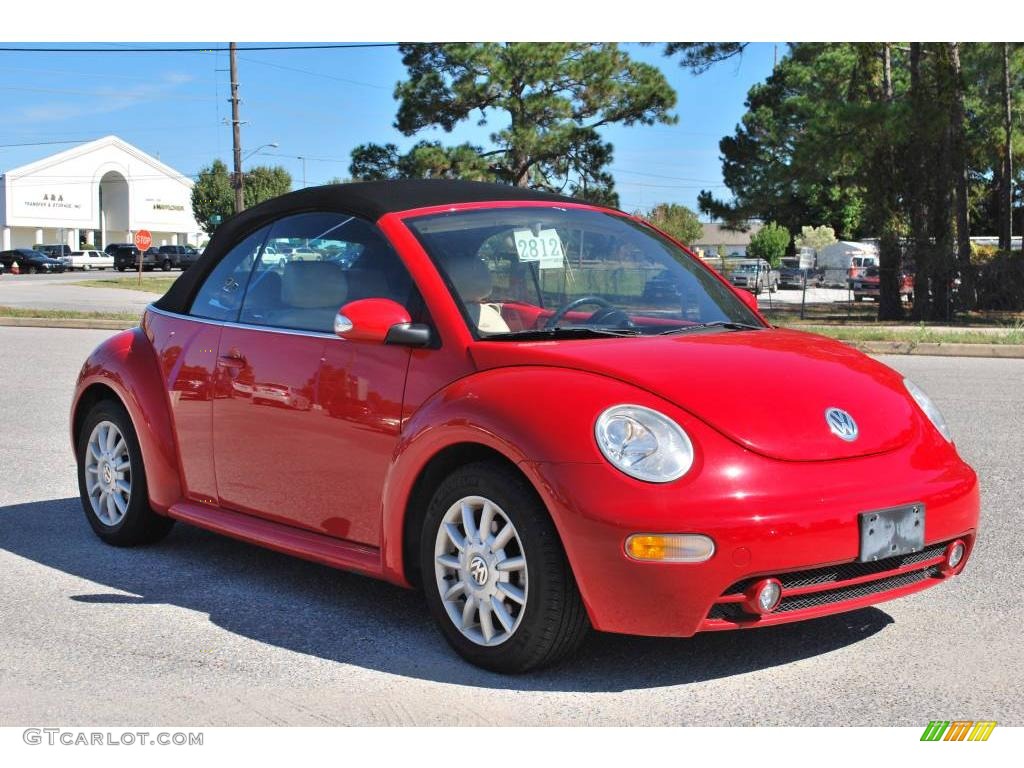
[{"xmin": 975, "ymin": 250, "xmax": 1024, "ymax": 310}]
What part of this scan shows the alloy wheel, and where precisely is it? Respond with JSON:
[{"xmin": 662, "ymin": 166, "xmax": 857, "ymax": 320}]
[
  {"xmin": 84, "ymin": 420, "xmax": 132, "ymax": 526},
  {"xmin": 433, "ymin": 495, "xmax": 528, "ymax": 646}
]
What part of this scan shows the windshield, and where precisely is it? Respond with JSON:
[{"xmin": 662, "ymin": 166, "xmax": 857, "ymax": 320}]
[{"xmin": 406, "ymin": 207, "xmax": 762, "ymax": 338}]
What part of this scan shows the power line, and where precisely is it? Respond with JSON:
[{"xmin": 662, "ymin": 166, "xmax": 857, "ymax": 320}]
[
  {"xmin": 238, "ymin": 55, "xmax": 387, "ymax": 90},
  {"xmin": 0, "ymin": 139, "xmax": 97, "ymax": 149},
  {"xmin": 610, "ymin": 166, "xmax": 722, "ymax": 184},
  {"xmin": 0, "ymin": 43, "xmax": 400, "ymax": 53},
  {"xmin": 258, "ymin": 151, "xmax": 349, "ymax": 164}
]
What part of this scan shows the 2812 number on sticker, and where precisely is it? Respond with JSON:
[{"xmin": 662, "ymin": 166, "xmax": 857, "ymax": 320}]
[{"xmin": 513, "ymin": 229, "xmax": 565, "ymax": 269}]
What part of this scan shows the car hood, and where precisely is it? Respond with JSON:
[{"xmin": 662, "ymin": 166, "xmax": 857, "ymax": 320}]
[{"xmin": 470, "ymin": 328, "xmax": 921, "ymax": 461}]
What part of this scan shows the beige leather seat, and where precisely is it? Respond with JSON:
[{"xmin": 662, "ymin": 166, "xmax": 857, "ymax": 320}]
[
  {"xmin": 444, "ymin": 257, "xmax": 509, "ymax": 334},
  {"xmin": 272, "ymin": 261, "xmax": 348, "ymax": 332}
]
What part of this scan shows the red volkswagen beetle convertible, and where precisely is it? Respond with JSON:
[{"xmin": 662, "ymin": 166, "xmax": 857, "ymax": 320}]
[{"xmin": 71, "ymin": 180, "xmax": 979, "ymax": 672}]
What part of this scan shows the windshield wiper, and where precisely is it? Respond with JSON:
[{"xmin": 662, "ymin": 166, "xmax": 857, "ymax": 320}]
[
  {"xmin": 658, "ymin": 321, "xmax": 765, "ymax": 336},
  {"xmin": 486, "ymin": 326, "xmax": 642, "ymax": 341}
]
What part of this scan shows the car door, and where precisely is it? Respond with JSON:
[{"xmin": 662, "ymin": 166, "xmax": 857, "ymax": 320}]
[
  {"xmin": 147, "ymin": 225, "xmax": 270, "ymax": 504},
  {"xmin": 315, "ymin": 218, "xmax": 418, "ymax": 546},
  {"xmin": 211, "ymin": 211, "xmax": 414, "ymax": 546}
]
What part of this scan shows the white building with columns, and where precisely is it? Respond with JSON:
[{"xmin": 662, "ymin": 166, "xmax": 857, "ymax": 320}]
[{"xmin": 0, "ymin": 135, "xmax": 201, "ymax": 251}]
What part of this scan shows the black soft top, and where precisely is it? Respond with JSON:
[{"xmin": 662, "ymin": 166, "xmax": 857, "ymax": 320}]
[{"xmin": 155, "ymin": 179, "xmax": 584, "ymax": 315}]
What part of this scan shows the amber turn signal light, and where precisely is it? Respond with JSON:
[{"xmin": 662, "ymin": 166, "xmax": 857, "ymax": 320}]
[{"xmin": 625, "ymin": 534, "xmax": 715, "ymax": 562}]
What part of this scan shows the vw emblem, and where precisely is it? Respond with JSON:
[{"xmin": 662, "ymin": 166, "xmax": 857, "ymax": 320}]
[
  {"xmin": 469, "ymin": 556, "xmax": 489, "ymax": 586},
  {"xmin": 825, "ymin": 407, "xmax": 858, "ymax": 441}
]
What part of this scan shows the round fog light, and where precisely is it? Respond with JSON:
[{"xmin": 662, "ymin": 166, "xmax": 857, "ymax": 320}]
[
  {"xmin": 743, "ymin": 578, "xmax": 783, "ymax": 615},
  {"xmin": 944, "ymin": 540, "xmax": 966, "ymax": 573}
]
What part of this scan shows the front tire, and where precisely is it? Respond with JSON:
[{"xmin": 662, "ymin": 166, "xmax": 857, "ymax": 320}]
[
  {"xmin": 421, "ymin": 461, "xmax": 589, "ymax": 673},
  {"xmin": 76, "ymin": 399, "xmax": 174, "ymax": 546},
  {"xmin": 161, "ymin": 259, "xmax": 172, "ymax": 272}
]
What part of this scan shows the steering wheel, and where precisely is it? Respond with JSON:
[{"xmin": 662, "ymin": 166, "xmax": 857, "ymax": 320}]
[{"xmin": 544, "ymin": 296, "xmax": 632, "ymax": 329}]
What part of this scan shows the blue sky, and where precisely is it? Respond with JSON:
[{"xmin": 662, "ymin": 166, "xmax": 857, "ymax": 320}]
[{"xmin": 0, "ymin": 42, "xmax": 778, "ymax": 217}]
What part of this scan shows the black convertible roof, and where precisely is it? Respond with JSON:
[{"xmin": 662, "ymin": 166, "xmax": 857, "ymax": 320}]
[
  {"xmin": 155, "ymin": 180, "xmax": 588, "ymax": 315},
  {"xmin": 273, "ymin": 179, "xmax": 580, "ymax": 220}
]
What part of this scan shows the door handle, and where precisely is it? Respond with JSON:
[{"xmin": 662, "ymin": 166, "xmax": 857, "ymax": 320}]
[{"xmin": 217, "ymin": 352, "xmax": 246, "ymax": 370}]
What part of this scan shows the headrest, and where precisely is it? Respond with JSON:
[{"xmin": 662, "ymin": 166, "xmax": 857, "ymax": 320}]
[
  {"xmin": 345, "ymin": 268, "xmax": 389, "ymax": 300},
  {"xmin": 282, "ymin": 261, "xmax": 347, "ymax": 309},
  {"xmin": 445, "ymin": 257, "xmax": 492, "ymax": 302}
]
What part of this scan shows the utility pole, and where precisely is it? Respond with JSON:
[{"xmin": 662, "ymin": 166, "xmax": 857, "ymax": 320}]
[{"xmin": 229, "ymin": 42, "xmax": 244, "ymax": 215}]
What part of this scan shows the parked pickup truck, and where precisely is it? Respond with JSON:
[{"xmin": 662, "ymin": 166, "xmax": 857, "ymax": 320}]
[
  {"xmin": 157, "ymin": 244, "xmax": 200, "ymax": 270},
  {"xmin": 852, "ymin": 267, "xmax": 916, "ymax": 303},
  {"xmin": 728, "ymin": 258, "xmax": 779, "ymax": 295}
]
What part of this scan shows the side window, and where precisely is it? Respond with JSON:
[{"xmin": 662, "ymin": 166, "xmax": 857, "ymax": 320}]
[
  {"xmin": 238, "ymin": 211, "xmax": 413, "ymax": 333},
  {"xmin": 189, "ymin": 226, "xmax": 268, "ymax": 321}
]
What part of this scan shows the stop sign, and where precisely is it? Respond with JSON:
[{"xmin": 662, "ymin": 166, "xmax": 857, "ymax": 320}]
[{"xmin": 134, "ymin": 230, "xmax": 153, "ymax": 252}]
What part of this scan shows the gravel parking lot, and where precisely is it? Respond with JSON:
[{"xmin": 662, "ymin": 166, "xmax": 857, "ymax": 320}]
[{"xmin": 0, "ymin": 326, "xmax": 1020, "ymax": 726}]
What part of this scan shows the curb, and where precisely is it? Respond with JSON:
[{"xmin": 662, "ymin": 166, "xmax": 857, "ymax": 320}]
[
  {"xmin": 843, "ymin": 339, "xmax": 1024, "ymax": 359},
  {"xmin": 0, "ymin": 317, "xmax": 136, "ymax": 330}
]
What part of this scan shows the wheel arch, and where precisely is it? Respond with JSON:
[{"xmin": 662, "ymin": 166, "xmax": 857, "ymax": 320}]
[
  {"xmin": 379, "ymin": 365, "xmax": 653, "ymax": 590},
  {"xmin": 399, "ymin": 441, "xmax": 529, "ymax": 588},
  {"xmin": 70, "ymin": 326, "xmax": 182, "ymax": 512},
  {"xmin": 72, "ymin": 382, "xmax": 122, "ymax": 447}
]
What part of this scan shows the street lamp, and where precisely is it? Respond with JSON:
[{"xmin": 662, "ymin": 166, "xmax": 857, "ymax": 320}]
[
  {"xmin": 233, "ymin": 142, "xmax": 279, "ymax": 214},
  {"xmin": 242, "ymin": 142, "xmax": 279, "ymax": 163}
]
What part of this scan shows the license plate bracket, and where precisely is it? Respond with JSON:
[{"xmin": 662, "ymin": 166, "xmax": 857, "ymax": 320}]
[{"xmin": 858, "ymin": 503, "xmax": 925, "ymax": 562}]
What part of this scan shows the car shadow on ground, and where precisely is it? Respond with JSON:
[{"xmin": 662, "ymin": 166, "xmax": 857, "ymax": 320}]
[{"xmin": 1, "ymin": 497, "xmax": 894, "ymax": 692}]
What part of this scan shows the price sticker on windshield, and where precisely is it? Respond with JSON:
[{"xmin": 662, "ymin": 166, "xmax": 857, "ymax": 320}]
[{"xmin": 514, "ymin": 229, "xmax": 565, "ymax": 269}]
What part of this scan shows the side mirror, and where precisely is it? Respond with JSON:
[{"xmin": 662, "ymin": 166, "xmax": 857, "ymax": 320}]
[{"xmin": 334, "ymin": 298, "xmax": 431, "ymax": 347}]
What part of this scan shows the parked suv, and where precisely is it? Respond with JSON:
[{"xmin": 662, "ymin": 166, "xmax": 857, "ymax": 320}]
[
  {"xmin": 37, "ymin": 244, "xmax": 72, "ymax": 259},
  {"xmin": 113, "ymin": 245, "xmax": 159, "ymax": 272}
]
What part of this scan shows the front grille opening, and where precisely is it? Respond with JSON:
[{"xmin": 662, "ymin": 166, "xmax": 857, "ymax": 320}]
[
  {"xmin": 706, "ymin": 538, "xmax": 954, "ymax": 623},
  {"xmin": 721, "ymin": 542, "xmax": 947, "ymax": 596}
]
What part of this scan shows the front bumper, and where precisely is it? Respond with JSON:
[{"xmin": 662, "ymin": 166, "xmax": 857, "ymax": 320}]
[{"xmin": 530, "ymin": 426, "xmax": 979, "ymax": 638}]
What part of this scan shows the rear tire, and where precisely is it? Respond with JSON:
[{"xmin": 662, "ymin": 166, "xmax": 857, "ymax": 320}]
[
  {"xmin": 76, "ymin": 399, "xmax": 174, "ymax": 547},
  {"xmin": 420, "ymin": 461, "xmax": 589, "ymax": 673}
]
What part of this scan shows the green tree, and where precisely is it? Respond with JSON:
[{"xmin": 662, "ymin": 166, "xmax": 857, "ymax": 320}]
[
  {"xmin": 191, "ymin": 160, "xmax": 292, "ymax": 234},
  {"xmin": 640, "ymin": 203, "xmax": 703, "ymax": 245},
  {"xmin": 794, "ymin": 225, "xmax": 837, "ymax": 252},
  {"xmin": 349, "ymin": 43, "xmax": 677, "ymax": 206},
  {"xmin": 191, "ymin": 160, "xmax": 233, "ymax": 235},
  {"xmin": 242, "ymin": 166, "xmax": 292, "ymax": 209},
  {"xmin": 696, "ymin": 45, "xmax": 870, "ymax": 238},
  {"xmin": 701, "ymin": 42, "xmax": 1024, "ymax": 318},
  {"xmin": 747, "ymin": 222, "xmax": 790, "ymax": 267},
  {"xmin": 664, "ymin": 43, "xmax": 749, "ymax": 74}
]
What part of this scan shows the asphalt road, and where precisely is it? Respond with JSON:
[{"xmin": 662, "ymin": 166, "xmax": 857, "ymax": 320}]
[
  {"xmin": 1, "ymin": 326, "xmax": 1021, "ymax": 726},
  {"xmin": 0, "ymin": 271, "xmax": 174, "ymax": 314}
]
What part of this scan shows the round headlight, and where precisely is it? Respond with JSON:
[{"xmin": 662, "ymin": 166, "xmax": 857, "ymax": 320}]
[
  {"xmin": 595, "ymin": 405, "xmax": 694, "ymax": 483},
  {"xmin": 903, "ymin": 378, "xmax": 952, "ymax": 442}
]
